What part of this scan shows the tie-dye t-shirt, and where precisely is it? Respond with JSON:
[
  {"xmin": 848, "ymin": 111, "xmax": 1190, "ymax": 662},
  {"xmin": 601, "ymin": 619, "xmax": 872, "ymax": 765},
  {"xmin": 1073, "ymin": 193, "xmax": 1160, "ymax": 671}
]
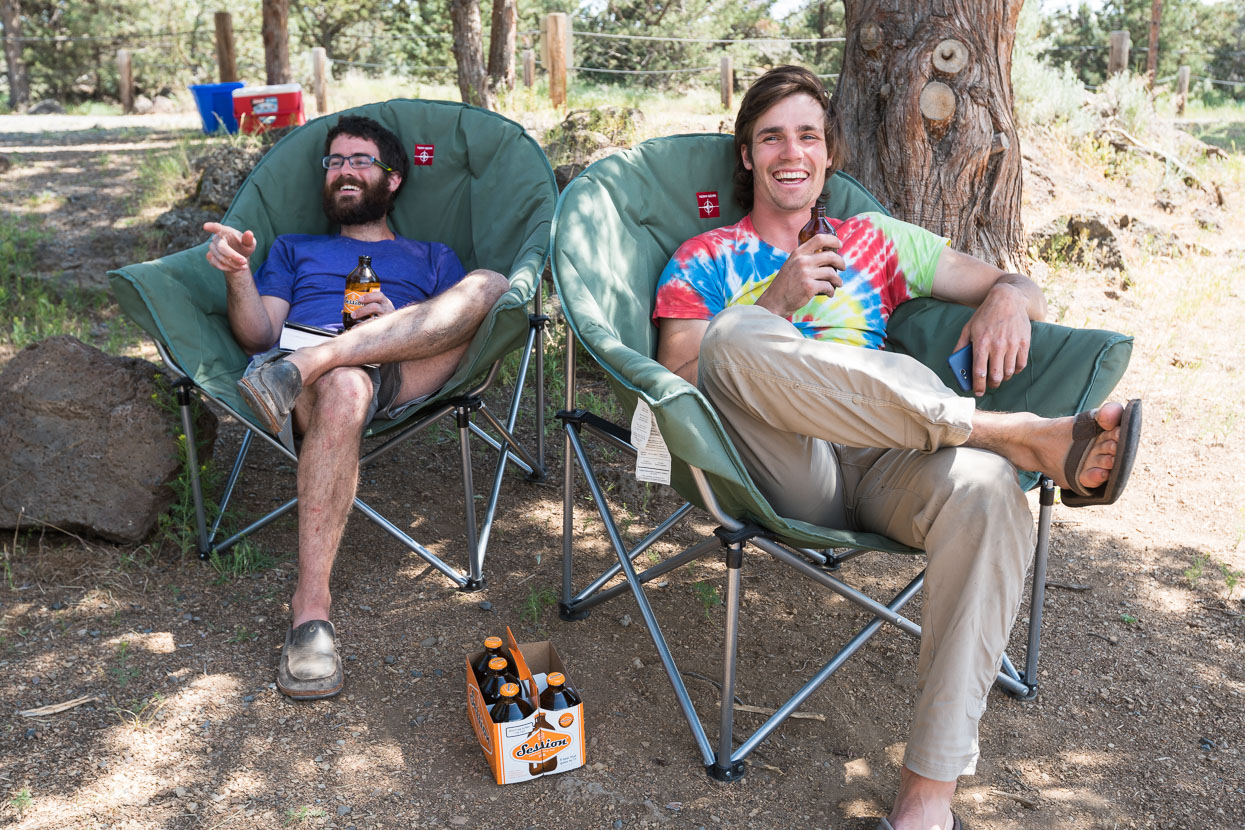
[{"xmin": 654, "ymin": 212, "xmax": 948, "ymax": 349}]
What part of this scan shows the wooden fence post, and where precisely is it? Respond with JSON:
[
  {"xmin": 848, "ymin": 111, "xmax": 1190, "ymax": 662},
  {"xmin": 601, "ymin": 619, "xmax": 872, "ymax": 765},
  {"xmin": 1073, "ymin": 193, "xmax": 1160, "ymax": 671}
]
[
  {"xmin": 523, "ymin": 49, "xmax": 534, "ymax": 88},
  {"xmin": 1108, "ymin": 30, "xmax": 1131, "ymax": 76},
  {"xmin": 214, "ymin": 11, "xmax": 238, "ymax": 83},
  {"xmin": 720, "ymin": 55, "xmax": 733, "ymax": 110},
  {"xmin": 312, "ymin": 46, "xmax": 329, "ymax": 115},
  {"xmin": 547, "ymin": 13, "xmax": 568, "ymax": 108},
  {"xmin": 1176, "ymin": 64, "xmax": 1190, "ymax": 115},
  {"xmin": 117, "ymin": 49, "xmax": 133, "ymax": 113}
]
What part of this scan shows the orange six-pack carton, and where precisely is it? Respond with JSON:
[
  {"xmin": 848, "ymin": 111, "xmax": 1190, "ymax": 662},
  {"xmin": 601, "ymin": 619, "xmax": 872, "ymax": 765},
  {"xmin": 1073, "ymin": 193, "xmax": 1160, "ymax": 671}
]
[{"xmin": 465, "ymin": 627, "xmax": 586, "ymax": 785}]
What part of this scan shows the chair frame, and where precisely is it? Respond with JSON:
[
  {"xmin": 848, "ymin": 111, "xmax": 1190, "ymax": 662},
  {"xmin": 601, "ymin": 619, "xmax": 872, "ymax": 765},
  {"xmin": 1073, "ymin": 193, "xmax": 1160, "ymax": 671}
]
[
  {"xmin": 164, "ymin": 288, "xmax": 549, "ymax": 592},
  {"xmin": 556, "ymin": 326, "xmax": 1052, "ymax": 782}
]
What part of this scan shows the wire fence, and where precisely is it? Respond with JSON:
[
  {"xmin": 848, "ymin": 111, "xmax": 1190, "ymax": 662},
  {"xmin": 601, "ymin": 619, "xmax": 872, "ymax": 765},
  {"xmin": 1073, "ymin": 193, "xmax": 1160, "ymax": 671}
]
[{"xmin": 5, "ymin": 22, "xmax": 1241, "ymax": 103}]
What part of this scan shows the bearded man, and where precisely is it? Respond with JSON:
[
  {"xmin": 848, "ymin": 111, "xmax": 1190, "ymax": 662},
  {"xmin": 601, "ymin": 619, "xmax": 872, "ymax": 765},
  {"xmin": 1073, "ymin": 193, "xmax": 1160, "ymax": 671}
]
[{"xmin": 203, "ymin": 115, "xmax": 508, "ymax": 701}]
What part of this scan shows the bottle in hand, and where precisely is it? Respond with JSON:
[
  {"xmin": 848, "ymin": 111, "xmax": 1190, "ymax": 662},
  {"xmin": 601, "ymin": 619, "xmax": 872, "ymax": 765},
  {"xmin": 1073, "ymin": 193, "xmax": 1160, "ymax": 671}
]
[
  {"xmin": 797, "ymin": 197, "xmax": 836, "ymax": 250},
  {"xmin": 342, "ymin": 255, "xmax": 380, "ymax": 329}
]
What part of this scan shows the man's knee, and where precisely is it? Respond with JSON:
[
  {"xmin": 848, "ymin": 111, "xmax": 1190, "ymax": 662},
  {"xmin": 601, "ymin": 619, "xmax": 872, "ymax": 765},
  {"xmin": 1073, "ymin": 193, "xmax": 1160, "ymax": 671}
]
[
  {"xmin": 309, "ymin": 367, "xmax": 373, "ymax": 424},
  {"xmin": 700, "ymin": 305, "xmax": 785, "ymax": 383},
  {"xmin": 461, "ymin": 268, "xmax": 509, "ymax": 308},
  {"xmin": 944, "ymin": 450, "xmax": 1035, "ymax": 560}
]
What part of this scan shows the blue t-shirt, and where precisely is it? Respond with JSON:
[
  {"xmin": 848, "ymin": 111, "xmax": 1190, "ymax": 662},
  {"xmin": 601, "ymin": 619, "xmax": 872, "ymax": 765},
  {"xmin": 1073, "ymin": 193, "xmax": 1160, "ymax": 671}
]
[{"xmin": 254, "ymin": 234, "xmax": 467, "ymax": 330}]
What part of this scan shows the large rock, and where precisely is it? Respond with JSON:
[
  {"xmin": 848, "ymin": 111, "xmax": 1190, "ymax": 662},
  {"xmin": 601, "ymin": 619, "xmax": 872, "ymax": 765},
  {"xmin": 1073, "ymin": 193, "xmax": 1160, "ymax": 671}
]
[
  {"xmin": 0, "ymin": 337, "xmax": 217, "ymax": 544},
  {"xmin": 192, "ymin": 144, "xmax": 266, "ymax": 211}
]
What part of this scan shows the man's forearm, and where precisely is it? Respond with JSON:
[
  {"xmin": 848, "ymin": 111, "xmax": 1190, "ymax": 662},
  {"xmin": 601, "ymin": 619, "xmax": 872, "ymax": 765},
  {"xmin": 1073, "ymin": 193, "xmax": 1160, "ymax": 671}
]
[{"xmin": 224, "ymin": 270, "xmax": 277, "ymax": 352}]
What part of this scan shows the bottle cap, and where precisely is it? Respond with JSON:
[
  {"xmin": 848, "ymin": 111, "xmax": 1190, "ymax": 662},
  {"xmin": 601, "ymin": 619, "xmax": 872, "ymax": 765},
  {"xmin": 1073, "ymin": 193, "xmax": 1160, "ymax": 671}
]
[
  {"xmin": 483, "ymin": 636, "xmax": 503, "ymax": 649},
  {"xmin": 488, "ymin": 657, "xmax": 508, "ymax": 671},
  {"xmin": 547, "ymin": 672, "xmax": 565, "ymax": 686},
  {"xmin": 499, "ymin": 682, "xmax": 519, "ymax": 698}
]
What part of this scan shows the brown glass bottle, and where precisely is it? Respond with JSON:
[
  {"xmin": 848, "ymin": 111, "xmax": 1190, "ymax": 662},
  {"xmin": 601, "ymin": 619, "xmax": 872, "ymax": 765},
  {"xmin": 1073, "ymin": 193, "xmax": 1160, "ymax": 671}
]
[
  {"xmin": 538, "ymin": 672, "xmax": 581, "ymax": 711},
  {"xmin": 479, "ymin": 656, "xmax": 520, "ymax": 705},
  {"xmin": 489, "ymin": 682, "xmax": 534, "ymax": 723},
  {"xmin": 471, "ymin": 636, "xmax": 507, "ymax": 682},
  {"xmin": 342, "ymin": 255, "xmax": 380, "ymax": 329},
  {"xmin": 797, "ymin": 198, "xmax": 835, "ymax": 249}
]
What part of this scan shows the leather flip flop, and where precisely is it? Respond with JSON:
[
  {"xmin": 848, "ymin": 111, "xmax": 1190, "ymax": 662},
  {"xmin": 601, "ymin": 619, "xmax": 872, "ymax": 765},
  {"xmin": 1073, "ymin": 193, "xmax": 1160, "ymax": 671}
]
[
  {"xmin": 877, "ymin": 813, "xmax": 964, "ymax": 829},
  {"xmin": 277, "ymin": 620, "xmax": 343, "ymax": 700},
  {"xmin": 1061, "ymin": 399, "xmax": 1142, "ymax": 508}
]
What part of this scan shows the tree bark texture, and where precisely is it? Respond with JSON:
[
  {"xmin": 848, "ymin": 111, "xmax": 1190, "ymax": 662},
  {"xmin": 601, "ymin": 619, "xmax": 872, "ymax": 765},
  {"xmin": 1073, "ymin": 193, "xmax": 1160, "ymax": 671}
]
[
  {"xmin": 487, "ymin": 0, "xmax": 517, "ymax": 92},
  {"xmin": 836, "ymin": 0, "xmax": 1024, "ymax": 270},
  {"xmin": 262, "ymin": 0, "xmax": 292, "ymax": 86},
  {"xmin": 451, "ymin": 0, "xmax": 495, "ymax": 110},
  {"xmin": 1, "ymin": 0, "xmax": 30, "ymax": 110}
]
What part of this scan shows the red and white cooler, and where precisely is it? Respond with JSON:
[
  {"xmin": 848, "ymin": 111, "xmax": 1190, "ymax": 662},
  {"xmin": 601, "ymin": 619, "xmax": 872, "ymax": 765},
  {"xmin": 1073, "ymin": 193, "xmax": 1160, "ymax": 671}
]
[{"xmin": 232, "ymin": 83, "xmax": 306, "ymax": 134}]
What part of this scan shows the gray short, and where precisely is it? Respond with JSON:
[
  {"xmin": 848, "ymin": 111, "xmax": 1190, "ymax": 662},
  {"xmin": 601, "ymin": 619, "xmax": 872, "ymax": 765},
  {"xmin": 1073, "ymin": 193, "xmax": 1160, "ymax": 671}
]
[{"xmin": 364, "ymin": 361, "xmax": 430, "ymax": 424}]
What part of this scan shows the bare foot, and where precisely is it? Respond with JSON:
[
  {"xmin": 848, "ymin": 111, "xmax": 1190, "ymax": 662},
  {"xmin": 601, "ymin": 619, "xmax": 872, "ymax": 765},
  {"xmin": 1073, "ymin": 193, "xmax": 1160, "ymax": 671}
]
[
  {"xmin": 887, "ymin": 766, "xmax": 957, "ymax": 830},
  {"xmin": 968, "ymin": 402, "xmax": 1125, "ymax": 493}
]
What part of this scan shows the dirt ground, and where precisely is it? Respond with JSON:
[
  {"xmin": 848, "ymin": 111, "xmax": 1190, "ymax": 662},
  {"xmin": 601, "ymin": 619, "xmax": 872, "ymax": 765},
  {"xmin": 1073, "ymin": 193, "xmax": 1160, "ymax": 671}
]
[{"xmin": 0, "ymin": 108, "xmax": 1242, "ymax": 830}]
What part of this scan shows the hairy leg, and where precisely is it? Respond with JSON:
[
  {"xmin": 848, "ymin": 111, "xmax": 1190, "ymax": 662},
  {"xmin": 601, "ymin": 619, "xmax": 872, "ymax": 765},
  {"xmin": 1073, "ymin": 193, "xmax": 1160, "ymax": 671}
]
[
  {"xmin": 289, "ymin": 366, "xmax": 372, "ymax": 627},
  {"xmin": 286, "ymin": 269, "xmax": 509, "ymax": 388}
]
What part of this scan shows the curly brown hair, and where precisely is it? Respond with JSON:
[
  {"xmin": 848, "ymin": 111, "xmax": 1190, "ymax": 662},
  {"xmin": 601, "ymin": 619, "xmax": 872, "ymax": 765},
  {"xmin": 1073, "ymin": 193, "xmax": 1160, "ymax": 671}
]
[{"xmin": 732, "ymin": 65, "xmax": 850, "ymax": 212}]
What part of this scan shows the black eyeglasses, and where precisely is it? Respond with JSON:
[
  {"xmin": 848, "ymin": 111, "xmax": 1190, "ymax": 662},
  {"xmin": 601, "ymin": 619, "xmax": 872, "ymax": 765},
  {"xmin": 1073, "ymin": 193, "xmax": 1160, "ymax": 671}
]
[{"xmin": 322, "ymin": 153, "xmax": 394, "ymax": 172}]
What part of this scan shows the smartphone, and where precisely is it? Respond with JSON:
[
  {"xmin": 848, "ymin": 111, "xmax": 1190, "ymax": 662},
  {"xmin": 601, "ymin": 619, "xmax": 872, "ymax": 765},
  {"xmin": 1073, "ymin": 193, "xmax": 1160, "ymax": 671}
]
[{"xmin": 947, "ymin": 344, "xmax": 974, "ymax": 393}]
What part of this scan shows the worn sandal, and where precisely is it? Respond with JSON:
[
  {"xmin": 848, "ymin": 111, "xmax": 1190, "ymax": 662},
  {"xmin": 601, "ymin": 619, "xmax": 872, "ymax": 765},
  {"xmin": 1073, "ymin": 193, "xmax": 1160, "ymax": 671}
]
[
  {"xmin": 1061, "ymin": 399, "xmax": 1142, "ymax": 507},
  {"xmin": 276, "ymin": 620, "xmax": 343, "ymax": 701}
]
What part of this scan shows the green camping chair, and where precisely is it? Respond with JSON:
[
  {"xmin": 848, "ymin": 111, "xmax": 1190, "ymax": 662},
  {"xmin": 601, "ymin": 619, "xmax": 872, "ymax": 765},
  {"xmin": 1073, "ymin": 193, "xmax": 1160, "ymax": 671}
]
[
  {"xmin": 550, "ymin": 134, "xmax": 1133, "ymax": 780},
  {"xmin": 110, "ymin": 99, "xmax": 557, "ymax": 591}
]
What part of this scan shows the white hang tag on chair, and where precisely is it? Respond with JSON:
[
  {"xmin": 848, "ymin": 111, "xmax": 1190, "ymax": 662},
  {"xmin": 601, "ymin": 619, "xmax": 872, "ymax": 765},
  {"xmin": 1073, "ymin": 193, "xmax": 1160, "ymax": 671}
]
[{"xmin": 631, "ymin": 400, "xmax": 672, "ymax": 485}]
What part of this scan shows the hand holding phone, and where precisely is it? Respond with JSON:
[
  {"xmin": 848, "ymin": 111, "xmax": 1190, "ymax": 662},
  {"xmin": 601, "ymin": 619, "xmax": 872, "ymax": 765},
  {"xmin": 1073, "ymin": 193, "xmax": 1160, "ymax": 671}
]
[{"xmin": 947, "ymin": 344, "xmax": 974, "ymax": 393}]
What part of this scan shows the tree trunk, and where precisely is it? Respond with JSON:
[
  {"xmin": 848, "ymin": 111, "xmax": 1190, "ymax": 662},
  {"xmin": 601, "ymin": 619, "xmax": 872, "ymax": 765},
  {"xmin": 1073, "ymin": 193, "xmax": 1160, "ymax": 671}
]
[
  {"xmin": 1145, "ymin": 0, "xmax": 1162, "ymax": 88},
  {"xmin": 487, "ymin": 0, "xmax": 517, "ymax": 92},
  {"xmin": 1, "ymin": 0, "xmax": 30, "ymax": 110},
  {"xmin": 836, "ymin": 0, "xmax": 1024, "ymax": 270},
  {"xmin": 451, "ymin": 0, "xmax": 495, "ymax": 110},
  {"xmin": 262, "ymin": 0, "xmax": 292, "ymax": 85}
]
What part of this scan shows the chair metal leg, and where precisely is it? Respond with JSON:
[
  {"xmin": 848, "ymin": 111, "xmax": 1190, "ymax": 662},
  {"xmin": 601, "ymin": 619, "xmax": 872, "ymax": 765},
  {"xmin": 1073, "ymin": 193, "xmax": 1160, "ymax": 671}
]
[
  {"xmin": 709, "ymin": 540, "xmax": 747, "ymax": 782},
  {"xmin": 1012, "ymin": 476, "xmax": 1055, "ymax": 700},
  {"xmin": 209, "ymin": 430, "xmax": 253, "ymax": 545},
  {"xmin": 352, "ymin": 496, "xmax": 469, "ymax": 589},
  {"xmin": 174, "ymin": 379, "xmax": 210, "ymax": 559},
  {"xmin": 455, "ymin": 404, "xmax": 485, "ymax": 591}
]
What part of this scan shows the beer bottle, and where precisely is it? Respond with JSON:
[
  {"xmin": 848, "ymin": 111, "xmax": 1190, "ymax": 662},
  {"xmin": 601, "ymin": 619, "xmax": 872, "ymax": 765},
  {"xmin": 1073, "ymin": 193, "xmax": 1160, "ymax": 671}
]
[
  {"xmin": 489, "ymin": 682, "xmax": 534, "ymax": 723},
  {"xmin": 342, "ymin": 255, "xmax": 381, "ymax": 329},
  {"xmin": 527, "ymin": 712, "xmax": 558, "ymax": 775},
  {"xmin": 797, "ymin": 197, "xmax": 835, "ymax": 250},
  {"xmin": 471, "ymin": 636, "xmax": 507, "ymax": 681},
  {"xmin": 539, "ymin": 672, "xmax": 581, "ymax": 711},
  {"xmin": 479, "ymin": 656, "xmax": 519, "ymax": 705}
]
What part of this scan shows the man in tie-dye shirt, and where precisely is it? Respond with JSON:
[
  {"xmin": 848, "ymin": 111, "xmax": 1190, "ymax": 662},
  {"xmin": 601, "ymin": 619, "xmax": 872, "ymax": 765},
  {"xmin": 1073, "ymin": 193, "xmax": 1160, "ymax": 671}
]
[{"xmin": 654, "ymin": 66, "xmax": 1139, "ymax": 830}]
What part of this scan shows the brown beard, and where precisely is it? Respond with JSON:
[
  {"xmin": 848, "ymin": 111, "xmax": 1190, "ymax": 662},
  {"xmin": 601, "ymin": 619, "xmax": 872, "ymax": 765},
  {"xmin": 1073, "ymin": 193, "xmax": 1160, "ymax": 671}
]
[{"xmin": 322, "ymin": 172, "xmax": 394, "ymax": 226}]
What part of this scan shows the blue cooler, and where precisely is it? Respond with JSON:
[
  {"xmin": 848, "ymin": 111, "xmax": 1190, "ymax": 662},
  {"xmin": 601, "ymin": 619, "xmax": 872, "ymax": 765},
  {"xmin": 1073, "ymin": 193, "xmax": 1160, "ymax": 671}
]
[{"xmin": 189, "ymin": 82, "xmax": 245, "ymax": 134}]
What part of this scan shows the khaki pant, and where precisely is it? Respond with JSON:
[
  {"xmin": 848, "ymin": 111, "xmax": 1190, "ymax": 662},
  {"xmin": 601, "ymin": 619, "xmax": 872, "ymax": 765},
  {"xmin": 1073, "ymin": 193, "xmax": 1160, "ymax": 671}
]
[{"xmin": 698, "ymin": 305, "xmax": 1035, "ymax": 780}]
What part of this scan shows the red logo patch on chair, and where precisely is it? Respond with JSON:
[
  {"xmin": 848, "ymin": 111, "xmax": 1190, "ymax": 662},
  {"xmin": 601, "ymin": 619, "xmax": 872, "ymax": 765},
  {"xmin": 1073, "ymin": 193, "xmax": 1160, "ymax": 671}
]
[
  {"xmin": 696, "ymin": 191, "xmax": 719, "ymax": 218},
  {"xmin": 413, "ymin": 145, "xmax": 435, "ymax": 166}
]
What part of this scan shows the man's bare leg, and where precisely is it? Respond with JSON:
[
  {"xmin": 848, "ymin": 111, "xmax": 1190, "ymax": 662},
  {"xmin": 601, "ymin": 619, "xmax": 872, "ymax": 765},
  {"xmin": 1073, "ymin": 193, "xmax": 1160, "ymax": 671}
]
[
  {"xmin": 887, "ymin": 767, "xmax": 957, "ymax": 830},
  {"xmin": 967, "ymin": 402, "xmax": 1124, "ymax": 494},
  {"xmin": 285, "ymin": 269, "xmax": 508, "ymax": 389},
  {"xmin": 288, "ymin": 367, "xmax": 372, "ymax": 627}
]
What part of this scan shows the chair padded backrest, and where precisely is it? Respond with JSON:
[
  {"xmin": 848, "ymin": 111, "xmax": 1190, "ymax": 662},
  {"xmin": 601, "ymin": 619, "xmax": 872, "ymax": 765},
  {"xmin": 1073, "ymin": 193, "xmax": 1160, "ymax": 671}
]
[
  {"xmin": 111, "ymin": 99, "xmax": 557, "ymax": 427},
  {"xmin": 552, "ymin": 134, "xmax": 1133, "ymax": 550}
]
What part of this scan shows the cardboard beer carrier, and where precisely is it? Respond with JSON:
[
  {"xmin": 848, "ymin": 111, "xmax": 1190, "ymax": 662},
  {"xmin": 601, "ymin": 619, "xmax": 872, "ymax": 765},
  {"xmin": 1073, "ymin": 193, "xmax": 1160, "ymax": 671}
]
[{"xmin": 465, "ymin": 627, "xmax": 585, "ymax": 784}]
